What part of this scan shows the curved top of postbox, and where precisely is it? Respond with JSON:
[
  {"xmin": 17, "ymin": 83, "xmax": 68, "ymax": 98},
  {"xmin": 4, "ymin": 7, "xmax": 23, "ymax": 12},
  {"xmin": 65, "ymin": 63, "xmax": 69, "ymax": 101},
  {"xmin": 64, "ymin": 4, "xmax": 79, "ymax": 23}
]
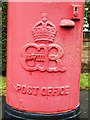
[{"xmin": 8, "ymin": 0, "xmax": 85, "ymax": 2}]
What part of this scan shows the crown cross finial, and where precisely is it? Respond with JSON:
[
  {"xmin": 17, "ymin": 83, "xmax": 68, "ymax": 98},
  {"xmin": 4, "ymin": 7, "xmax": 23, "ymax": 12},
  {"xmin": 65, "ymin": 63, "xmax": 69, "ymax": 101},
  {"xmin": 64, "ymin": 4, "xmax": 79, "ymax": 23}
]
[
  {"xmin": 32, "ymin": 13, "xmax": 57, "ymax": 43},
  {"xmin": 42, "ymin": 13, "xmax": 47, "ymax": 22}
]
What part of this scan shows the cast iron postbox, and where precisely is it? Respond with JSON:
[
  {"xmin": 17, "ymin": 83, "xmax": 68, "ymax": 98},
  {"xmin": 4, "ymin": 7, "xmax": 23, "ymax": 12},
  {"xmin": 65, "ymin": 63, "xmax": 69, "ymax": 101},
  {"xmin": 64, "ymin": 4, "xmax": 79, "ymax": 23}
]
[{"xmin": 5, "ymin": 1, "xmax": 84, "ymax": 119}]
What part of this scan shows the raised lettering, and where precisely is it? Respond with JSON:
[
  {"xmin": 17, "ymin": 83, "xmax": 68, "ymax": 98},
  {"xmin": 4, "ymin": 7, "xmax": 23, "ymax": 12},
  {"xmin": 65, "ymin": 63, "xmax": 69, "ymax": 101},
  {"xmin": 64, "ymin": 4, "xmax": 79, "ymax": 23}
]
[
  {"xmin": 41, "ymin": 87, "xmax": 47, "ymax": 96},
  {"xmin": 16, "ymin": 84, "xmax": 21, "ymax": 92},
  {"xmin": 47, "ymin": 87, "xmax": 53, "ymax": 96},
  {"xmin": 21, "ymin": 43, "xmax": 67, "ymax": 73},
  {"xmin": 65, "ymin": 86, "xmax": 69, "ymax": 95},
  {"xmin": 33, "ymin": 86, "xmax": 39, "ymax": 96},
  {"xmin": 52, "ymin": 87, "xmax": 59, "ymax": 96},
  {"xmin": 27, "ymin": 86, "xmax": 32, "ymax": 95},
  {"xmin": 16, "ymin": 84, "xmax": 70, "ymax": 96},
  {"xmin": 22, "ymin": 85, "xmax": 27, "ymax": 94}
]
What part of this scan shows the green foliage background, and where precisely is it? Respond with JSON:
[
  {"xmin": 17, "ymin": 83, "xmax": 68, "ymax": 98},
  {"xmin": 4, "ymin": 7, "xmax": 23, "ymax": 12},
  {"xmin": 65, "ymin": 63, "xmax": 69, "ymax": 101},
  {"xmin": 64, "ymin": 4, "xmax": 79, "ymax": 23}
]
[
  {"xmin": 1, "ymin": 2, "xmax": 90, "ymax": 76},
  {"xmin": 0, "ymin": 2, "xmax": 2, "ymax": 75},
  {"xmin": 85, "ymin": 1, "xmax": 90, "ymax": 17},
  {"xmin": 2, "ymin": 2, "xmax": 7, "ymax": 76}
]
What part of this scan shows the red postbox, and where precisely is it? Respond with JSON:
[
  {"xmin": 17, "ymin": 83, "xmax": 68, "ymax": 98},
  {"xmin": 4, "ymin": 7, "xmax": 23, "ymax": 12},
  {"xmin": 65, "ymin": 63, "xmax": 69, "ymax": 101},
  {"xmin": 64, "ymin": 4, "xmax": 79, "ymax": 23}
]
[{"xmin": 4, "ymin": 1, "xmax": 84, "ymax": 119}]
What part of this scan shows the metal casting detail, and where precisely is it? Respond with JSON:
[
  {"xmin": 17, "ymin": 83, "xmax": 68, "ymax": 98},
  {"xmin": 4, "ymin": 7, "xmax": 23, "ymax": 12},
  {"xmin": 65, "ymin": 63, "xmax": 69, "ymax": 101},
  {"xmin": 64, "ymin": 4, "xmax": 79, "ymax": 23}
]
[
  {"xmin": 21, "ymin": 13, "xmax": 67, "ymax": 72},
  {"xmin": 32, "ymin": 13, "xmax": 57, "ymax": 43},
  {"xmin": 8, "ymin": 80, "xmax": 24, "ymax": 109},
  {"xmin": 16, "ymin": 84, "xmax": 70, "ymax": 96}
]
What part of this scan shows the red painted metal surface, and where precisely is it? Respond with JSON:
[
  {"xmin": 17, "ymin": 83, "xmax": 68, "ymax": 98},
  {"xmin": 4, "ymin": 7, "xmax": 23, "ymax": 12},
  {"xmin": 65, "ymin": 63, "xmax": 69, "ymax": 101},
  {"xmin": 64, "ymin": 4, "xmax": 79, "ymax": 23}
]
[{"xmin": 6, "ymin": 1, "xmax": 84, "ymax": 114}]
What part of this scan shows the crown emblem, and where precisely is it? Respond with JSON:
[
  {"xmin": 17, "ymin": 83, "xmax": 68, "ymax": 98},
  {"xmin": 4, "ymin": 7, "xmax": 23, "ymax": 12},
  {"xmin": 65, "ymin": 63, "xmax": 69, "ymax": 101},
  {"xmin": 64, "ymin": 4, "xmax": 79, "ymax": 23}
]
[{"xmin": 32, "ymin": 13, "xmax": 57, "ymax": 43}]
